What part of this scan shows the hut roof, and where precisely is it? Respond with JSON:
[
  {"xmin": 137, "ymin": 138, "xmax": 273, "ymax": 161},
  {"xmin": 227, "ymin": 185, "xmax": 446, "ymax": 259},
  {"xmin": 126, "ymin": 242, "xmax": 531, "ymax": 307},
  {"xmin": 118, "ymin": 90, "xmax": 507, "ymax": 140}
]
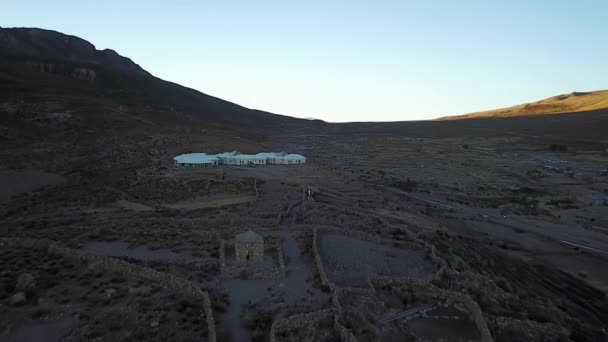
[{"xmin": 235, "ymin": 230, "xmax": 264, "ymax": 243}]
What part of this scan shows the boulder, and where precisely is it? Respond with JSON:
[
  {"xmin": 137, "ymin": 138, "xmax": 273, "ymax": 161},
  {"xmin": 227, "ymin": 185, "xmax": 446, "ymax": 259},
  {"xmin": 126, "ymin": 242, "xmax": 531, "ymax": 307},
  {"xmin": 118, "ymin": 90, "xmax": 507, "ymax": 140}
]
[
  {"xmin": 10, "ymin": 292, "xmax": 27, "ymax": 306},
  {"xmin": 16, "ymin": 273, "xmax": 36, "ymax": 291},
  {"xmin": 105, "ymin": 288, "xmax": 117, "ymax": 298}
]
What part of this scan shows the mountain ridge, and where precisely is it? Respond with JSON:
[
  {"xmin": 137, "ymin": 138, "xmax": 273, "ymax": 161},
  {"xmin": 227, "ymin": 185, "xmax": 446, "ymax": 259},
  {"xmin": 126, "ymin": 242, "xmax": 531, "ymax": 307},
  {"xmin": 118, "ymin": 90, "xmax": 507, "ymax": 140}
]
[{"xmin": 0, "ymin": 27, "xmax": 150, "ymax": 77}]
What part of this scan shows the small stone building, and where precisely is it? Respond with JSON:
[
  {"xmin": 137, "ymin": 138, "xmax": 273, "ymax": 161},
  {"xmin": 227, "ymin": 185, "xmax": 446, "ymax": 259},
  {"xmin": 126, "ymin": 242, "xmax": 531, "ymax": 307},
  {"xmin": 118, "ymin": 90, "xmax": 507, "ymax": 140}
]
[{"xmin": 235, "ymin": 230, "xmax": 264, "ymax": 262}]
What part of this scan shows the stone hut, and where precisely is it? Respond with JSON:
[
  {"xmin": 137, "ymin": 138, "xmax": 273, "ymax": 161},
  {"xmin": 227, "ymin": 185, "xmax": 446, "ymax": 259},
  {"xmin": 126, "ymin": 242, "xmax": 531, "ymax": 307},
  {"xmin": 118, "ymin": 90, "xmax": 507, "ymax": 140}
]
[{"xmin": 235, "ymin": 230, "xmax": 264, "ymax": 262}]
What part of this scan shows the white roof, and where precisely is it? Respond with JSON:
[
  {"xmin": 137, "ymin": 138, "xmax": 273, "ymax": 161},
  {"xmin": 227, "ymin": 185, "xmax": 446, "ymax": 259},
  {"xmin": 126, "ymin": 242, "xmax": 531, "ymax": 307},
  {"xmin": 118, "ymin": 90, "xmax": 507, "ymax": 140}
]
[
  {"xmin": 215, "ymin": 150, "xmax": 240, "ymax": 158},
  {"xmin": 234, "ymin": 154, "xmax": 261, "ymax": 160},
  {"xmin": 174, "ymin": 151, "xmax": 305, "ymax": 163},
  {"xmin": 282, "ymin": 153, "xmax": 306, "ymax": 160},
  {"xmin": 174, "ymin": 153, "xmax": 219, "ymax": 164},
  {"xmin": 255, "ymin": 152, "xmax": 280, "ymax": 158}
]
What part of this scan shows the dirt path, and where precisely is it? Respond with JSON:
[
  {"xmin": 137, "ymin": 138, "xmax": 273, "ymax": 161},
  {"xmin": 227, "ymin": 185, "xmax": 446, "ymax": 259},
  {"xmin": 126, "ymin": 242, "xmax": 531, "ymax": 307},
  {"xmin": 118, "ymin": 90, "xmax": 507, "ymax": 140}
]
[{"xmin": 219, "ymin": 201, "xmax": 325, "ymax": 341}]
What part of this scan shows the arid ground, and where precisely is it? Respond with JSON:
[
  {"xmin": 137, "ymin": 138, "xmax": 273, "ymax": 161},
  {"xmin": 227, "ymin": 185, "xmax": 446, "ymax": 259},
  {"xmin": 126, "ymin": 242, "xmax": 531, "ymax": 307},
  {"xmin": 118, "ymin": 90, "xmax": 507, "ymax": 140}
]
[{"xmin": 2, "ymin": 106, "xmax": 608, "ymax": 341}]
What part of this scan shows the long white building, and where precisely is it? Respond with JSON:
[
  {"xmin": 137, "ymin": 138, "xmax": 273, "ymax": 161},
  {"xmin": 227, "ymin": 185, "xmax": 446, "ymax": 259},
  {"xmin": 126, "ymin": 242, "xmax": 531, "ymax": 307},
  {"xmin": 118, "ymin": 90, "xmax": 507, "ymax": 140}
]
[{"xmin": 173, "ymin": 151, "xmax": 306, "ymax": 168}]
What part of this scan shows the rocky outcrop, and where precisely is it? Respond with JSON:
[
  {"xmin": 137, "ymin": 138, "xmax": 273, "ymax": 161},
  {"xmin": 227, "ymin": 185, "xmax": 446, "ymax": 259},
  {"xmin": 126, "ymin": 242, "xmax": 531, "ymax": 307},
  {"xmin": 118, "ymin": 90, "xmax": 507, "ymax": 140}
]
[
  {"xmin": 9, "ymin": 292, "xmax": 27, "ymax": 306},
  {"xmin": 71, "ymin": 67, "xmax": 96, "ymax": 82},
  {"xmin": 16, "ymin": 273, "xmax": 36, "ymax": 292},
  {"xmin": 24, "ymin": 61, "xmax": 54, "ymax": 73}
]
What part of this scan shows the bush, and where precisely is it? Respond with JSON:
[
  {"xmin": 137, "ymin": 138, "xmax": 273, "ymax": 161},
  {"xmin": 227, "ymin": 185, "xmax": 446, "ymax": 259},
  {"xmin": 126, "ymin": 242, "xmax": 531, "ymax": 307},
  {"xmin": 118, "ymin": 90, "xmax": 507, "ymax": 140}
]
[
  {"xmin": 549, "ymin": 144, "xmax": 568, "ymax": 152},
  {"xmin": 394, "ymin": 177, "xmax": 418, "ymax": 192}
]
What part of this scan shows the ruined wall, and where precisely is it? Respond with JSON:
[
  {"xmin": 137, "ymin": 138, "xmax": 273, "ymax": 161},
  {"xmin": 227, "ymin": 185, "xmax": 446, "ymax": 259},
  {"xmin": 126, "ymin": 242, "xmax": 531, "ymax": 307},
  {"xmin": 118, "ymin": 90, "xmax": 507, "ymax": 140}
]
[
  {"xmin": 300, "ymin": 223, "xmax": 424, "ymax": 252},
  {"xmin": 276, "ymin": 202, "xmax": 294, "ymax": 225},
  {"xmin": 443, "ymin": 291, "xmax": 493, "ymax": 342},
  {"xmin": 334, "ymin": 317, "xmax": 359, "ymax": 342},
  {"xmin": 276, "ymin": 243, "xmax": 286, "ymax": 278},
  {"xmin": 370, "ymin": 276, "xmax": 493, "ymax": 342},
  {"xmin": 269, "ymin": 309, "xmax": 334, "ymax": 342},
  {"xmin": 219, "ymin": 239, "xmax": 226, "ymax": 275},
  {"xmin": 1, "ymin": 237, "xmax": 217, "ymax": 342},
  {"xmin": 278, "ymin": 200, "xmax": 491, "ymax": 342},
  {"xmin": 310, "ymin": 229, "xmax": 362, "ymax": 341},
  {"xmin": 312, "ymin": 228, "xmax": 332, "ymax": 289}
]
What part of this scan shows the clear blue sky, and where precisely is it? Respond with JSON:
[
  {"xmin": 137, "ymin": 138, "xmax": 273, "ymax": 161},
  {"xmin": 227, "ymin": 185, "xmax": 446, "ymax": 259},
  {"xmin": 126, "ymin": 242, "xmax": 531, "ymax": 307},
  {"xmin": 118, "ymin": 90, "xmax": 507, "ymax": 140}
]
[{"xmin": 3, "ymin": 1, "xmax": 607, "ymax": 122}]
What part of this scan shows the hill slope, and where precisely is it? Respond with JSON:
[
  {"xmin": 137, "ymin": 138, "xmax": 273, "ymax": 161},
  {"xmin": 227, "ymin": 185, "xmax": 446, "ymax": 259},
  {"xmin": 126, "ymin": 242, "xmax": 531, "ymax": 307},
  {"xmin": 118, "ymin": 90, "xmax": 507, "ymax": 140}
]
[
  {"xmin": 0, "ymin": 26, "xmax": 305, "ymax": 128},
  {"xmin": 437, "ymin": 90, "xmax": 608, "ymax": 120}
]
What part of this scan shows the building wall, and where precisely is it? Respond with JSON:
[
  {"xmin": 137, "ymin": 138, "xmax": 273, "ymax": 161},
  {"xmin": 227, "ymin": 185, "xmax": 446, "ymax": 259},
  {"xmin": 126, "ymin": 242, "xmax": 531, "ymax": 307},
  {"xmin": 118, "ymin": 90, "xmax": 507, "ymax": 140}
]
[
  {"xmin": 274, "ymin": 158, "xmax": 306, "ymax": 165},
  {"xmin": 176, "ymin": 162, "xmax": 215, "ymax": 168},
  {"xmin": 235, "ymin": 159, "xmax": 266, "ymax": 165},
  {"xmin": 222, "ymin": 158, "xmax": 238, "ymax": 165},
  {"xmin": 235, "ymin": 241, "xmax": 264, "ymax": 262},
  {"xmin": 175, "ymin": 155, "xmax": 305, "ymax": 167}
]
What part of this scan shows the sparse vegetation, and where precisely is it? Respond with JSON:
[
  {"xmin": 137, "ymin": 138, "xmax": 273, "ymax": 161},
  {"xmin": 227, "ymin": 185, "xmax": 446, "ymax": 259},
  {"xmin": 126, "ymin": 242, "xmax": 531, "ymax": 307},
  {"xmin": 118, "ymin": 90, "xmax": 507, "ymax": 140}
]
[{"xmin": 549, "ymin": 144, "xmax": 568, "ymax": 152}]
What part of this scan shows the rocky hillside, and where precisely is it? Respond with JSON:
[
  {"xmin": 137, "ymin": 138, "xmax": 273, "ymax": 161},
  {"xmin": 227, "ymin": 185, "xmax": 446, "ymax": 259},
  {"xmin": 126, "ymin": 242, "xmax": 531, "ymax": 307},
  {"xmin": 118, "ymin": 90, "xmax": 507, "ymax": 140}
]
[
  {"xmin": 0, "ymin": 27, "xmax": 149, "ymax": 77},
  {"xmin": 0, "ymin": 27, "xmax": 305, "ymax": 128},
  {"xmin": 437, "ymin": 90, "xmax": 608, "ymax": 120}
]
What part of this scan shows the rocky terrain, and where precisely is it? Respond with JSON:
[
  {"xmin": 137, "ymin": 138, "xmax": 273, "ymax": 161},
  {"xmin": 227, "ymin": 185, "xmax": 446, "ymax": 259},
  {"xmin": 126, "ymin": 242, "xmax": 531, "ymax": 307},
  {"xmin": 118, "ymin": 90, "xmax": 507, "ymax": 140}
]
[{"xmin": 1, "ymin": 27, "xmax": 608, "ymax": 342}]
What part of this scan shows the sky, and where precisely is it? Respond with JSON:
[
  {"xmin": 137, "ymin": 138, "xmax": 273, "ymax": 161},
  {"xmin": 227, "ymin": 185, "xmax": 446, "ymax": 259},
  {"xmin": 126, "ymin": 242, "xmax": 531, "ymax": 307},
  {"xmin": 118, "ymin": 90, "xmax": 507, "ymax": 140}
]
[{"xmin": 2, "ymin": 1, "xmax": 607, "ymax": 122}]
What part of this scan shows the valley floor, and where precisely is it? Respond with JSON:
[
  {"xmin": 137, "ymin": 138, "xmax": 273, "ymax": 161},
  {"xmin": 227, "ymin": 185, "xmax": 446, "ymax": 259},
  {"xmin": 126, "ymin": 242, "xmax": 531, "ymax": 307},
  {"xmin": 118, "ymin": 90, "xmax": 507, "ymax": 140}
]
[{"xmin": 1, "ymin": 115, "xmax": 608, "ymax": 342}]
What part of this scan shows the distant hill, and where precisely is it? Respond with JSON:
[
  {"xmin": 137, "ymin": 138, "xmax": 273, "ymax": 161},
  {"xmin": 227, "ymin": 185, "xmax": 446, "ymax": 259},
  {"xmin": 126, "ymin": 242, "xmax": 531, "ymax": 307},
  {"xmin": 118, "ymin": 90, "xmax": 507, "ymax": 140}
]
[{"xmin": 436, "ymin": 90, "xmax": 608, "ymax": 120}]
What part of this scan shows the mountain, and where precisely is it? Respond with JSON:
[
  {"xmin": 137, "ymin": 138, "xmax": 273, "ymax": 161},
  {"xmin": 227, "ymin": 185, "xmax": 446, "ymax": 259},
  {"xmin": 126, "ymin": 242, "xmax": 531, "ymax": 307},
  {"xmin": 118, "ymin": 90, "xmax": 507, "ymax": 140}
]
[
  {"xmin": 0, "ymin": 27, "xmax": 149, "ymax": 76},
  {"xmin": 0, "ymin": 26, "xmax": 307, "ymax": 128},
  {"xmin": 436, "ymin": 90, "xmax": 608, "ymax": 120}
]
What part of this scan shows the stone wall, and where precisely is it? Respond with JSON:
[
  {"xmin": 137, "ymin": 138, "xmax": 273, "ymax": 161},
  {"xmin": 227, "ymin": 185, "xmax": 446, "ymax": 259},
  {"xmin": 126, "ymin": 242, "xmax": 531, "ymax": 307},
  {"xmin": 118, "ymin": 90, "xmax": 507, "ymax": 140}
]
[
  {"xmin": 443, "ymin": 291, "xmax": 493, "ymax": 342},
  {"xmin": 276, "ymin": 203, "xmax": 294, "ymax": 225},
  {"xmin": 312, "ymin": 228, "xmax": 332, "ymax": 289},
  {"xmin": 219, "ymin": 239, "xmax": 226, "ymax": 275},
  {"xmin": 276, "ymin": 200, "xmax": 491, "ymax": 342},
  {"xmin": 310, "ymin": 228, "xmax": 362, "ymax": 341},
  {"xmin": 276, "ymin": 243, "xmax": 286, "ymax": 278},
  {"xmin": 267, "ymin": 202, "xmax": 362, "ymax": 342},
  {"xmin": 334, "ymin": 317, "xmax": 359, "ymax": 342},
  {"xmin": 370, "ymin": 277, "xmax": 493, "ymax": 342},
  {"xmin": 1, "ymin": 237, "xmax": 217, "ymax": 342},
  {"xmin": 269, "ymin": 309, "xmax": 334, "ymax": 342},
  {"xmin": 299, "ymin": 223, "xmax": 425, "ymax": 252}
]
